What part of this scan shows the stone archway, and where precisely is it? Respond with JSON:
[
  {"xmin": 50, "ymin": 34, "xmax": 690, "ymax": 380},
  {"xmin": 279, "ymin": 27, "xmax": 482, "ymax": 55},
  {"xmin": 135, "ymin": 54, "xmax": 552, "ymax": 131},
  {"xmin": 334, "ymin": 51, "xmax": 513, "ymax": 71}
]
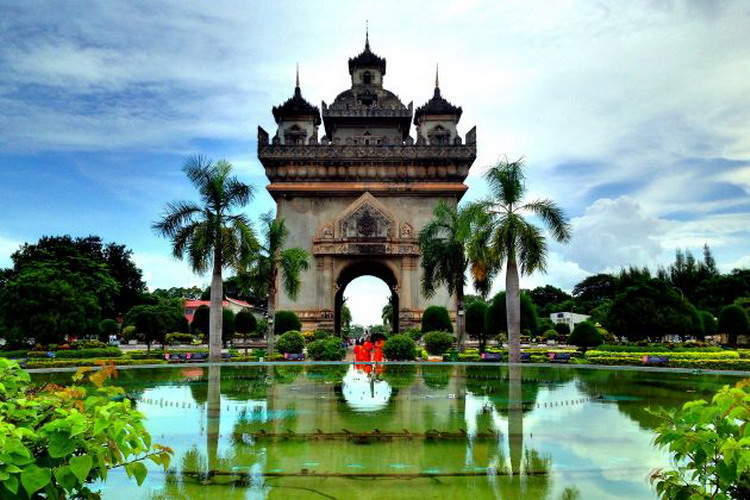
[{"xmin": 334, "ymin": 259, "xmax": 399, "ymax": 336}]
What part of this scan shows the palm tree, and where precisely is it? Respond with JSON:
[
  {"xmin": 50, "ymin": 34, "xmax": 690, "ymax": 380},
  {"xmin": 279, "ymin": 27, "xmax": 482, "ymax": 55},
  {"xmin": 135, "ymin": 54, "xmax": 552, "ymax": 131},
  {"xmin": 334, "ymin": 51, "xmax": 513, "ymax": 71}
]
[
  {"xmin": 249, "ymin": 212, "xmax": 309, "ymax": 353},
  {"xmin": 482, "ymin": 158, "xmax": 571, "ymax": 363},
  {"xmin": 153, "ymin": 156, "xmax": 256, "ymax": 362},
  {"xmin": 418, "ymin": 201, "xmax": 493, "ymax": 347}
]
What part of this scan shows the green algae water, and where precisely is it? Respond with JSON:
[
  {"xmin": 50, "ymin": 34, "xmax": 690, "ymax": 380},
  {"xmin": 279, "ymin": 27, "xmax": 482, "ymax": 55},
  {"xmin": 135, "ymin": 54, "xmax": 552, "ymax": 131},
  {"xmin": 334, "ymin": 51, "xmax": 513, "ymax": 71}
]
[{"xmin": 31, "ymin": 363, "xmax": 744, "ymax": 499}]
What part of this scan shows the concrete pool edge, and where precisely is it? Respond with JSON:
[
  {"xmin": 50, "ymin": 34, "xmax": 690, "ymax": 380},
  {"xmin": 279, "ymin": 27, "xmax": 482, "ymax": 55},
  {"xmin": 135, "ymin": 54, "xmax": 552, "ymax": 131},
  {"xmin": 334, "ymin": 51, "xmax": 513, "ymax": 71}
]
[{"xmin": 26, "ymin": 360, "xmax": 750, "ymax": 377}]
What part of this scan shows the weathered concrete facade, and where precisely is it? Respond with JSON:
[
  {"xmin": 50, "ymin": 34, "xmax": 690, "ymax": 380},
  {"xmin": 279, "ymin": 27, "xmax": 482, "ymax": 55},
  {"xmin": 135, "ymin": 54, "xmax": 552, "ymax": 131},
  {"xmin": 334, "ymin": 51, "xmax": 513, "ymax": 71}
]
[{"xmin": 258, "ymin": 34, "xmax": 476, "ymax": 333}]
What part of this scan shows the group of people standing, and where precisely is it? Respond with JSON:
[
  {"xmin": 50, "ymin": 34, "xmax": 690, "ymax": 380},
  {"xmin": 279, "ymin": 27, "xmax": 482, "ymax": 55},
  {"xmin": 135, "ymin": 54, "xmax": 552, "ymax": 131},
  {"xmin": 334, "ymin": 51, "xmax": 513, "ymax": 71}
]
[{"xmin": 353, "ymin": 335, "xmax": 385, "ymax": 362}]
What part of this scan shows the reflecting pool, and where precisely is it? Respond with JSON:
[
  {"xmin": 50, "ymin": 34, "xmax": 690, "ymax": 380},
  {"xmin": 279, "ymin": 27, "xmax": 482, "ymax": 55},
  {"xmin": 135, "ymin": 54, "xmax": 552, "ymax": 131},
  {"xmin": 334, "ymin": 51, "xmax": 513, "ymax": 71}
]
[{"xmin": 32, "ymin": 363, "xmax": 744, "ymax": 499}]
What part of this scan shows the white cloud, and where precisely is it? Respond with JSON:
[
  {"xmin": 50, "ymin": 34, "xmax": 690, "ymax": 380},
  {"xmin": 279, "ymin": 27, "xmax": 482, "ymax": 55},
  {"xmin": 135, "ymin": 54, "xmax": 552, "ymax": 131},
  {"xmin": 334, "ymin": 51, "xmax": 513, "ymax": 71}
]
[
  {"xmin": 132, "ymin": 252, "xmax": 208, "ymax": 291},
  {"xmin": 560, "ymin": 196, "xmax": 667, "ymax": 273}
]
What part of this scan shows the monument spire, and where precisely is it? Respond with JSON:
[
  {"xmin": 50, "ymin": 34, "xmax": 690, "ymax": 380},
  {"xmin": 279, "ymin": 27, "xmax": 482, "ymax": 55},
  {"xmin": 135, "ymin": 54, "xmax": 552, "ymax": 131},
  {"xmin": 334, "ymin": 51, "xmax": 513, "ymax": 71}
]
[
  {"xmin": 365, "ymin": 20, "xmax": 370, "ymax": 50},
  {"xmin": 435, "ymin": 64, "xmax": 439, "ymax": 89},
  {"xmin": 294, "ymin": 63, "xmax": 301, "ymax": 96}
]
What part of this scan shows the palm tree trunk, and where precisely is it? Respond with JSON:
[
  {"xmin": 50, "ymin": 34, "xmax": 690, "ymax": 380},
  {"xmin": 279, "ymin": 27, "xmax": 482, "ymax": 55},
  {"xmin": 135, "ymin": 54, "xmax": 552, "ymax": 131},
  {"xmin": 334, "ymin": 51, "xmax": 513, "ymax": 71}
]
[
  {"xmin": 266, "ymin": 269, "xmax": 276, "ymax": 354},
  {"xmin": 506, "ymin": 254, "xmax": 521, "ymax": 363},
  {"xmin": 208, "ymin": 252, "xmax": 223, "ymax": 362},
  {"xmin": 508, "ymin": 364, "xmax": 523, "ymax": 477},
  {"xmin": 206, "ymin": 364, "xmax": 221, "ymax": 479},
  {"xmin": 456, "ymin": 284, "xmax": 465, "ymax": 350}
]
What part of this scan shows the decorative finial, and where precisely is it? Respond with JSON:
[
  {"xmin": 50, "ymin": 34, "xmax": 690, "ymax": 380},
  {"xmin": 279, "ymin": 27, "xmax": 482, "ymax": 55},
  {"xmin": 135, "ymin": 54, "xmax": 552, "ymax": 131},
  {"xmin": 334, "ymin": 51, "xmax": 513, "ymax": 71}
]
[
  {"xmin": 365, "ymin": 20, "xmax": 370, "ymax": 50},
  {"xmin": 296, "ymin": 63, "xmax": 300, "ymax": 88},
  {"xmin": 435, "ymin": 63, "xmax": 439, "ymax": 89}
]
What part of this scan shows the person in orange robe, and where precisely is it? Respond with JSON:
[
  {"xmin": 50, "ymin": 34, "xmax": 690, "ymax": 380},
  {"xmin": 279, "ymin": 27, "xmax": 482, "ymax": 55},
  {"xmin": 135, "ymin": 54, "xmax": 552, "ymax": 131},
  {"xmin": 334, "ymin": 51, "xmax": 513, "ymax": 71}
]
[
  {"xmin": 373, "ymin": 337, "xmax": 385, "ymax": 362},
  {"xmin": 353, "ymin": 339, "xmax": 366, "ymax": 362},
  {"xmin": 362, "ymin": 339, "xmax": 374, "ymax": 362}
]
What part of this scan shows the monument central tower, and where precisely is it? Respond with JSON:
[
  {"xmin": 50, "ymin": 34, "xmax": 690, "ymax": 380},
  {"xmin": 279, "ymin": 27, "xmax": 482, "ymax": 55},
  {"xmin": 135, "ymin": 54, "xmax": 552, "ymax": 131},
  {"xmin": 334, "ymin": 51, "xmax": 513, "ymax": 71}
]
[{"xmin": 258, "ymin": 34, "xmax": 476, "ymax": 333}]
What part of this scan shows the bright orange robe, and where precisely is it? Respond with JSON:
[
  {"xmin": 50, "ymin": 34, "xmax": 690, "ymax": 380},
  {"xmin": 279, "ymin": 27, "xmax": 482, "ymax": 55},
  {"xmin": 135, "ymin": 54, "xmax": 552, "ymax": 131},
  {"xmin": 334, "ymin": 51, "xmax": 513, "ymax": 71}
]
[
  {"xmin": 362, "ymin": 341, "xmax": 373, "ymax": 361},
  {"xmin": 373, "ymin": 340, "xmax": 385, "ymax": 362}
]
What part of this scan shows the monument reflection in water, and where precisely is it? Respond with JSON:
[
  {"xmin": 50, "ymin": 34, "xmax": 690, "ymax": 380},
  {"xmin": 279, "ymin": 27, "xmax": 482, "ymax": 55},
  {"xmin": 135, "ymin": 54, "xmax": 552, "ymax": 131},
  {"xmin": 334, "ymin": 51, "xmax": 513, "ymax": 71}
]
[{"xmin": 35, "ymin": 363, "xmax": 738, "ymax": 498}]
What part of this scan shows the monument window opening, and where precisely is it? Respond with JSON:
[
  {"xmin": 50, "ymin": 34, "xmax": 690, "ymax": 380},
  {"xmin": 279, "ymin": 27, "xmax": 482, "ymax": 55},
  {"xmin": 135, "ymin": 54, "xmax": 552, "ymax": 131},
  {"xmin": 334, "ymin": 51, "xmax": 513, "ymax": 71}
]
[{"xmin": 363, "ymin": 71, "xmax": 372, "ymax": 84}]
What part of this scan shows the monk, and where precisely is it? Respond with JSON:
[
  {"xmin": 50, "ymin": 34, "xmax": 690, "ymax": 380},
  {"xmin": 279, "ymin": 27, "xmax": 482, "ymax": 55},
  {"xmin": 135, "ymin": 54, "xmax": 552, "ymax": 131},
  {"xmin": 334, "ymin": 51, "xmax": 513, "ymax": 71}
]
[
  {"xmin": 362, "ymin": 338, "xmax": 374, "ymax": 362},
  {"xmin": 353, "ymin": 339, "xmax": 366, "ymax": 362},
  {"xmin": 372, "ymin": 336, "xmax": 385, "ymax": 362}
]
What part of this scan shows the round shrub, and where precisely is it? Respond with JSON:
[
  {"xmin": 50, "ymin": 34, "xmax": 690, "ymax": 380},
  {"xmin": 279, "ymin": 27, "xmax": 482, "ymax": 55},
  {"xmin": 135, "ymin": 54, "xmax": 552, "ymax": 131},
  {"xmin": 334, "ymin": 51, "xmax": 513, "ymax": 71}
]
[
  {"xmin": 719, "ymin": 304, "xmax": 749, "ymax": 346},
  {"xmin": 274, "ymin": 310, "xmax": 301, "ymax": 335},
  {"xmin": 423, "ymin": 331, "xmax": 455, "ymax": 355},
  {"xmin": 569, "ymin": 321, "xmax": 603, "ymax": 351},
  {"xmin": 383, "ymin": 334, "xmax": 417, "ymax": 360},
  {"xmin": 222, "ymin": 309, "xmax": 235, "ymax": 345},
  {"xmin": 313, "ymin": 329, "xmax": 332, "ymax": 341},
  {"xmin": 191, "ymin": 305, "xmax": 210, "ymax": 335},
  {"xmin": 421, "ymin": 306, "xmax": 453, "ymax": 333},
  {"xmin": 553, "ymin": 323, "xmax": 570, "ymax": 336},
  {"xmin": 542, "ymin": 329, "xmax": 558, "ymax": 340},
  {"xmin": 307, "ymin": 337, "xmax": 345, "ymax": 361},
  {"xmin": 235, "ymin": 310, "xmax": 257, "ymax": 335},
  {"xmin": 276, "ymin": 330, "xmax": 305, "ymax": 354},
  {"xmin": 404, "ymin": 327, "xmax": 423, "ymax": 341},
  {"xmin": 99, "ymin": 318, "xmax": 120, "ymax": 340}
]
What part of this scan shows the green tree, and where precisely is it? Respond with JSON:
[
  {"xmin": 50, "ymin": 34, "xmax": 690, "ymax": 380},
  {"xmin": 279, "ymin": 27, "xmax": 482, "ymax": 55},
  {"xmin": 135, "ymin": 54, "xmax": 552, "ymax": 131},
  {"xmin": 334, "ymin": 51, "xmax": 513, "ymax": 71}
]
[
  {"xmin": 657, "ymin": 245, "xmax": 719, "ymax": 304},
  {"xmin": 527, "ymin": 285, "xmax": 571, "ymax": 318},
  {"xmin": 568, "ymin": 321, "xmax": 603, "ymax": 352},
  {"xmin": 99, "ymin": 318, "xmax": 120, "ymax": 341},
  {"xmin": 191, "ymin": 305, "xmax": 210, "ymax": 337},
  {"xmin": 222, "ymin": 308, "xmax": 235, "ymax": 347},
  {"xmin": 381, "ymin": 294, "xmax": 396, "ymax": 332},
  {"xmin": 605, "ymin": 280, "xmax": 696, "ymax": 342},
  {"xmin": 485, "ymin": 291, "xmax": 539, "ymax": 341},
  {"xmin": 718, "ymin": 304, "xmax": 749, "ymax": 347},
  {"xmin": 421, "ymin": 305, "xmax": 453, "ymax": 333},
  {"xmin": 244, "ymin": 212, "xmax": 309, "ymax": 353},
  {"xmin": 465, "ymin": 300, "xmax": 489, "ymax": 352},
  {"xmin": 235, "ymin": 310, "xmax": 257, "ymax": 355},
  {"xmin": 480, "ymin": 159, "xmax": 571, "ymax": 362},
  {"xmin": 274, "ymin": 310, "xmax": 301, "ymax": 335},
  {"xmin": 125, "ymin": 304, "xmax": 172, "ymax": 351},
  {"xmin": 418, "ymin": 201, "xmax": 492, "ymax": 347},
  {"xmin": 153, "ymin": 156, "xmax": 256, "ymax": 361},
  {"xmin": 572, "ymin": 273, "xmax": 618, "ymax": 313},
  {"xmin": 341, "ymin": 304, "xmax": 352, "ymax": 335},
  {"xmin": 696, "ymin": 269, "xmax": 750, "ymax": 315},
  {"xmin": 0, "ymin": 266, "xmax": 108, "ymax": 347}
]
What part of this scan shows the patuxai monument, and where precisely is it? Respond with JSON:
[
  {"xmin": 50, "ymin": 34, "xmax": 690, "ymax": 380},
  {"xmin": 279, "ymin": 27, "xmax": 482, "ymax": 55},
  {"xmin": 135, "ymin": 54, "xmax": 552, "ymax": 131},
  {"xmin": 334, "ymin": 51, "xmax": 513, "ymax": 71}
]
[{"xmin": 258, "ymin": 33, "xmax": 476, "ymax": 334}]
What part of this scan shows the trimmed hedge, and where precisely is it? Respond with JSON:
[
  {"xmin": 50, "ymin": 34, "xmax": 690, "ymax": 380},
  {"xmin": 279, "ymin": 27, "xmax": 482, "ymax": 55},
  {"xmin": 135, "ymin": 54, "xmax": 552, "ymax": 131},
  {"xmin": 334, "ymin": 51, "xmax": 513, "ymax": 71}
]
[
  {"xmin": 276, "ymin": 331, "xmax": 305, "ymax": 354},
  {"xmin": 0, "ymin": 350, "xmax": 29, "ymax": 358},
  {"xmin": 585, "ymin": 357, "xmax": 750, "ymax": 371},
  {"xmin": 125, "ymin": 349, "xmax": 208, "ymax": 360},
  {"xmin": 26, "ymin": 358, "xmax": 167, "ymax": 369},
  {"xmin": 165, "ymin": 332, "xmax": 197, "ymax": 345},
  {"xmin": 586, "ymin": 350, "xmax": 739, "ymax": 360},
  {"xmin": 27, "ymin": 347, "xmax": 123, "ymax": 359},
  {"xmin": 595, "ymin": 344, "xmax": 724, "ymax": 353},
  {"xmin": 307, "ymin": 337, "xmax": 345, "ymax": 361},
  {"xmin": 383, "ymin": 335, "xmax": 417, "ymax": 361}
]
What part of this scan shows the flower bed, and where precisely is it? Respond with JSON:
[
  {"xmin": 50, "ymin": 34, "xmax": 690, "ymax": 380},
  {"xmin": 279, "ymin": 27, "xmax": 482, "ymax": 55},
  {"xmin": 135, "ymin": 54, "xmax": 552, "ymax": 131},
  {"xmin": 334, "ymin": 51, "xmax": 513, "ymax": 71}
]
[
  {"xmin": 586, "ymin": 350, "xmax": 739, "ymax": 360},
  {"xmin": 25, "ymin": 358, "xmax": 167, "ymax": 369},
  {"xmin": 585, "ymin": 357, "xmax": 750, "ymax": 371},
  {"xmin": 27, "ymin": 347, "xmax": 123, "ymax": 359}
]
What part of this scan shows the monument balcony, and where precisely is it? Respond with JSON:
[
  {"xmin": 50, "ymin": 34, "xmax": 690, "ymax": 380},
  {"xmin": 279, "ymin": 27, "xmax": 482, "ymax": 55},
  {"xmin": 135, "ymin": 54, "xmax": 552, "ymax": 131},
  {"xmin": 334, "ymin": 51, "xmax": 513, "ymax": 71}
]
[{"xmin": 257, "ymin": 125, "xmax": 476, "ymax": 172}]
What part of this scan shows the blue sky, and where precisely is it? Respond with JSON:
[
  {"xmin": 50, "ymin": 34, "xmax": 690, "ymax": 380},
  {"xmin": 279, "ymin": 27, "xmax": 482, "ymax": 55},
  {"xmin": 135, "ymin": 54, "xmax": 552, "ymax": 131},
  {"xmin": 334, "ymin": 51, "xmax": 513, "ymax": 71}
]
[{"xmin": 1, "ymin": 1, "xmax": 749, "ymax": 325}]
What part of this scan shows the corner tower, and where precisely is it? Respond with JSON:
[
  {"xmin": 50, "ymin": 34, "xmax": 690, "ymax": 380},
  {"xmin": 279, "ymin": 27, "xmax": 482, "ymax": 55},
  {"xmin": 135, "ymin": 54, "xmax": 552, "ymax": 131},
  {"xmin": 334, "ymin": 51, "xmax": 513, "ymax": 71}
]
[{"xmin": 257, "ymin": 35, "xmax": 477, "ymax": 333}]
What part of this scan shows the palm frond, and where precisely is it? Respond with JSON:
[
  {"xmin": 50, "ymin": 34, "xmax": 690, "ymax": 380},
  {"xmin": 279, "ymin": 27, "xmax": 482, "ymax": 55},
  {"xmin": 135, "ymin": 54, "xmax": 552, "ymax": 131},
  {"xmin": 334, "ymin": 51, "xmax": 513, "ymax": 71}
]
[
  {"xmin": 484, "ymin": 157, "xmax": 526, "ymax": 206},
  {"xmin": 516, "ymin": 220, "xmax": 547, "ymax": 275},
  {"xmin": 520, "ymin": 199, "xmax": 572, "ymax": 243},
  {"xmin": 152, "ymin": 201, "xmax": 202, "ymax": 237},
  {"xmin": 279, "ymin": 247, "xmax": 310, "ymax": 300}
]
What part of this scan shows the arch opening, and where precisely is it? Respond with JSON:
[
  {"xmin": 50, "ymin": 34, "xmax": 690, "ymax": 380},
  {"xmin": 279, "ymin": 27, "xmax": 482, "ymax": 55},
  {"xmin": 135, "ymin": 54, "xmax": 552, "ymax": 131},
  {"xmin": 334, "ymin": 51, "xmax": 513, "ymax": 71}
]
[{"xmin": 334, "ymin": 260, "xmax": 399, "ymax": 337}]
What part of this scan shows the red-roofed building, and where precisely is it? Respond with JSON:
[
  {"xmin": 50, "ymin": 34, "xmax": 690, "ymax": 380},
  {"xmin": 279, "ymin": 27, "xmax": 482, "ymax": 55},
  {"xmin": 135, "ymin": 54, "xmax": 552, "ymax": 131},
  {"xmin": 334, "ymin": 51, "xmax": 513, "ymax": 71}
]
[{"xmin": 184, "ymin": 297, "xmax": 252, "ymax": 324}]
